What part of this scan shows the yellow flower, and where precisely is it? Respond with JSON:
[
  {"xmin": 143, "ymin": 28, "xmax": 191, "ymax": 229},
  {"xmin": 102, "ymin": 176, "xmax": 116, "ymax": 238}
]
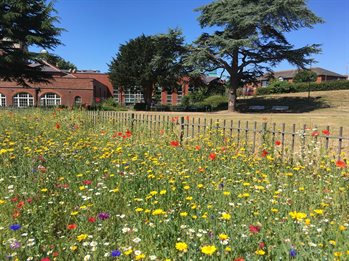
[
  {"xmin": 76, "ymin": 234, "xmax": 88, "ymax": 242},
  {"xmin": 223, "ymin": 191, "xmax": 231, "ymax": 195},
  {"xmin": 135, "ymin": 208, "xmax": 144, "ymax": 212},
  {"xmin": 41, "ymin": 188, "xmax": 48, "ymax": 192},
  {"xmin": 329, "ymin": 240, "xmax": 336, "ymax": 246},
  {"xmin": 219, "ymin": 233, "xmax": 229, "ymax": 241},
  {"xmin": 334, "ymin": 252, "xmax": 342, "ymax": 257},
  {"xmin": 221, "ymin": 212, "xmax": 231, "ymax": 220},
  {"xmin": 183, "ymin": 185, "xmax": 190, "ymax": 190},
  {"xmin": 305, "ymin": 219, "xmax": 311, "ymax": 225},
  {"xmin": 152, "ymin": 209, "xmax": 165, "ymax": 215},
  {"xmin": 135, "ymin": 253, "xmax": 145, "ymax": 260},
  {"xmin": 314, "ymin": 209, "xmax": 324, "ymax": 215},
  {"xmin": 175, "ymin": 242, "xmax": 188, "ymax": 252},
  {"xmin": 160, "ymin": 190, "xmax": 167, "ymax": 195},
  {"xmin": 201, "ymin": 245, "xmax": 217, "ymax": 255},
  {"xmin": 255, "ymin": 249, "xmax": 266, "ymax": 255},
  {"xmin": 79, "ymin": 186, "xmax": 85, "ymax": 191},
  {"xmin": 289, "ymin": 211, "xmax": 307, "ymax": 221},
  {"xmin": 339, "ymin": 225, "xmax": 347, "ymax": 231},
  {"xmin": 124, "ymin": 249, "xmax": 133, "ymax": 256},
  {"xmin": 71, "ymin": 211, "xmax": 79, "ymax": 216},
  {"xmin": 150, "ymin": 191, "xmax": 158, "ymax": 195},
  {"xmin": 70, "ymin": 245, "xmax": 78, "ymax": 251},
  {"xmin": 225, "ymin": 246, "xmax": 232, "ymax": 252},
  {"xmin": 0, "ymin": 199, "xmax": 6, "ymax": 204},
  {"xmin": 180, "ymin": 212, "xmax": 188, "ymax": 217}
]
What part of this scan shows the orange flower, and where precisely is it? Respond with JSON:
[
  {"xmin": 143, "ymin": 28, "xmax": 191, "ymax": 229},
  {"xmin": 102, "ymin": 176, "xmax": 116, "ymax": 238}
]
[
  {"xmin": 209, "ymin": 153, "xmax": 216, "ymax": 160},
  {"xmin": 336, "ymin": 160, "xmax": 347, "ymax": 168},
  {"xmin": 67, "ymin": 224, "xmax": 78, "ymax": 230},
  {"xmin": 170, "ymin": 141, "xmax": 180, "ymax": 147}
]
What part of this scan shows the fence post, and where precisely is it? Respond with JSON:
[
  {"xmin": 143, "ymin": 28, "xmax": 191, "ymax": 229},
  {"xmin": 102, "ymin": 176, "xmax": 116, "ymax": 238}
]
[
  {"xmin": 261, "ymin": 122, "xmax": 267, "ymax": 147},
  {"xmin": 131, "ymin": 113, "xmax": 135, "ymax": 130},
  {"xmin": 180, "ymin": 116, "xmax": 185, "ymax": 144},
  {"xmin": 338, "ymin": 127, "xmax": 343, "ymax": 160}
]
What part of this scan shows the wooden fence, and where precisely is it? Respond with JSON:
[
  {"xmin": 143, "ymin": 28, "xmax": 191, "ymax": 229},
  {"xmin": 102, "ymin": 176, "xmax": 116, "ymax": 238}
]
[{"xmin": 86, "ymin": 111, "xmax": 348, "ymax": 161}]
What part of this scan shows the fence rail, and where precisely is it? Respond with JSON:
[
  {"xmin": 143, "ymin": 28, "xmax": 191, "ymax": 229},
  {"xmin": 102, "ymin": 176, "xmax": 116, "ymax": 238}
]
[{"xmin": 86, "ymin": 111, "xmax": 348, "ymax": 161}]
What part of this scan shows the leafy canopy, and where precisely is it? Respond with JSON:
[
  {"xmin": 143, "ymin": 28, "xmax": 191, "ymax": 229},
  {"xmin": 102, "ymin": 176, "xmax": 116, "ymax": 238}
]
[
  {"xmin": 0, "ymin": 0, "xmax": 63, "ymax": 85},
  {"xmin": 36, "ymin": 52, "xmax": 77, "ymax": 70},
  {"xmin": 186, "ymin": 0, "xmax": 323, "ymax": 111},
  {"xmin": 108, "ymin": 29, "xmax": 187, "ymax": 106},
  {"xmin": 293, "ymin": 69, "xmax": 317, "ymax": 83}
]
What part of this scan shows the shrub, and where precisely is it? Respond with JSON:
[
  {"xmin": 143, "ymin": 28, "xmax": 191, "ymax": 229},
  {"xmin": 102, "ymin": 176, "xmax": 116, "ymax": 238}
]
[
  {"xmin": 256, "ymin": 80, "xmax": 349, "ymax": 95},
  {"xmin": 134, "ymin": 103, "xmax": 147, "ymax": 111},
  {"xmin": 194, "ymin": 95, "xmax": 228, "ymax": 111}
]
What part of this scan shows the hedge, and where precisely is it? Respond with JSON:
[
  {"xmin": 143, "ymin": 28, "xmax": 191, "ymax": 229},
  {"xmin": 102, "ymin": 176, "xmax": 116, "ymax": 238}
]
[{"xmin": 256, "ymin": 80, "xmax": 349, "ymax": 95}]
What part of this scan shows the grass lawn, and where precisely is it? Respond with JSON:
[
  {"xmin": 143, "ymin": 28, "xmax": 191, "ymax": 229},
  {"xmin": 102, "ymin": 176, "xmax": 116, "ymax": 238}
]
[{"xmin": 135, "ymin": 90, "xmax": 349, "ymax": 137}]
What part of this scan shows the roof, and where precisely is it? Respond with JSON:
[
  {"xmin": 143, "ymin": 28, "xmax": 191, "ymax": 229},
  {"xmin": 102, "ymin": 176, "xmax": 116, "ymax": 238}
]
[{"xmin": 261, "ymin": 67, "xmax": 346, "ymax": 80}]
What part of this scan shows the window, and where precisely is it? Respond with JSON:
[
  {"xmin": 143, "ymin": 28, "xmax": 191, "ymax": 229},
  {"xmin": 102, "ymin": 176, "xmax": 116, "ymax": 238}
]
[
  {"xmin": 74, "ymin": 96, "xmax": 82, "ymax": 106},
  {"xmin": 13, "ymin": 93, "xmax": 34, "ymax": 107},
  {"xmin": 113, "ymin": 89, "xmax": 119, "ymax": 103},
  {"xmin": 124, "ymin": 90, "xmax": 144, "ymax": 104},
  {"xmin": 176, "ymin": 88, "xmax": 183, "ymax": 104},
  {"xmin": 40, "ymin": 93, "xmax": 61, "ymax": 106},
  {"xmin": 0, "ymin": 93, "xmax": 6, "ymax": 106},
  {"xmin": 166, "ymin": 91, "xmax": 172, "ymax": 104},
  {"xmin": 261, "ymin": 80, "xmax": 269, "ymax": 87}
]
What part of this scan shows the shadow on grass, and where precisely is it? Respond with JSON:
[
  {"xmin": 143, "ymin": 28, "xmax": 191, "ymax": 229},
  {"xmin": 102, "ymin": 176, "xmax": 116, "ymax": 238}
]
[{"xmin": 236, "ymin": 96, "xmax": 330, "ymax": 113}]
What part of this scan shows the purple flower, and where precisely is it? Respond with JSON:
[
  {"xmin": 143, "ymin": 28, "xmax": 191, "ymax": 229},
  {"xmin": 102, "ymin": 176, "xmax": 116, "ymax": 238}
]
[
  {"xmin": 10, "ymin": 240, "xmax": 21, "ymax": 249},
  {"xmin": 289, "ymin": 249, "xmax": 297, "ymax": 257},
  {"xmin": 111, "ymin": 250, "xmax": 121, "ymax": 257},
  {"xmin": 98, "ymin": 212, "xmax": 110, "ymax": 220},
  {"xmin": 9, "ymin": 224, "xmax": 21, "ymax": 231}
]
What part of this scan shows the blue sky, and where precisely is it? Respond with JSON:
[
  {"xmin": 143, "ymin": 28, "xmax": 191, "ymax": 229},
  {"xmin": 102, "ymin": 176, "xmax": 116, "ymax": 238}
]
[{"xmin": 39, "ymin": 0, "xmax": 349, "ymax": 75}]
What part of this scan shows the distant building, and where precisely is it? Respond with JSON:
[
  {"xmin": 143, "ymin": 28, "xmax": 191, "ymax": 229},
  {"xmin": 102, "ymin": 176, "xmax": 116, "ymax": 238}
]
[
  {"xmin": 259, "ymin": 67, "xmax": 347, "ymax": 87},
  {"xmin": 243, "ymin": 67, "xmax": 347, "ymax": 95},
  {"xmin": 0, "ymin": 60, "xmax": 112, "ymax": 108}
]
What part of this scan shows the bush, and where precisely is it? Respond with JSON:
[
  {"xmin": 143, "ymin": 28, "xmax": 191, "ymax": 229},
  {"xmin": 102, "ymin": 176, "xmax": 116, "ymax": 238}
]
[
  {"xmin": 257, "ymin": 80, "xmax": 349, "ymax": 95},
  {"xmin": 134, "ymin": 103, "xmax": 147, "ymax": 111},
  {"xmin": 194, "ymin": 95, "xmax": 228, "ymax": 111}
]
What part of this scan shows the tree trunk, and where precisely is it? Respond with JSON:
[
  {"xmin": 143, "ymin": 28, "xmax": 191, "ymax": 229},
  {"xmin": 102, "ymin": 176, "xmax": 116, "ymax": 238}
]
[
  {"xmin": 228, "ymin": 83, "xmax": 237, "ymax": 112},
  {"xmin": 143, "ymin": 84, "xmax": 153, "ymax": 111},
  {"xmin": 227, "ymin": 49, "xmax": 239, "ymax": 112}
]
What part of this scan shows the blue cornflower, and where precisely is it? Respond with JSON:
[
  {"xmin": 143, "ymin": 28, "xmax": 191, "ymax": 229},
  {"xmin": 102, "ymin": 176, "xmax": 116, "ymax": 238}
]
[
  {"xmin": 111, "ymin": 250, "xmax": 121, "ymax": 257},
  {"xmin": 289, "ymin": 248, "xmax": 297, "ymax": 257},
  {"xmin": 9, "ymin": 224, "xmax": 21, "ymax": 231}
]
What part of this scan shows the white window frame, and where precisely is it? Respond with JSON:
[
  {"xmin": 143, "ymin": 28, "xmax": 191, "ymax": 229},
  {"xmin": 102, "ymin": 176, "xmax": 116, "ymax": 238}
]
[
  {"xmin": 124, "ymin": 90, "xmax": 144, "ymax": 104},
  {"xmin": 13, "ymin": 93, "xmax": 34, "ymax": 107},
  {"xmin": 40, "ymin": 93, "xmax": 61, "ymax": 106},
  {"xmin": 74, "ymin": 96, "xmax": 82, "ymax": 106},
  {"xmin": 0, "ymin": 93, "xmax": 6, "ymax": 106}
]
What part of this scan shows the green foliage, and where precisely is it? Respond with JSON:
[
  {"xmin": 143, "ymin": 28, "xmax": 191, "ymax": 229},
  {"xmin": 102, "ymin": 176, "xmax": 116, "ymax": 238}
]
[
  {"xmin": 36, "ymin": 52, "xmax": 77, "ymax": 70},
  {"xmin": 0, "ymin": 0, "xmax": 63, "ymax": 85},
  {"xmin": 257, "ymin": 80, "xmax": 349, "ymax": 95},
  {"xmin": 185, "ymin": 0, "xmax": 323, "ymax": 111},
  {"xmin": 195, "ymin": 95, "xmax": 228, "ymax": 111},
  {"xmin": 109, "ymin": 29, "xmax": 188, "ymax": 108},
  {"xmin": 293, "ymin": 70, "xmax": 317, "ymax": 83}
]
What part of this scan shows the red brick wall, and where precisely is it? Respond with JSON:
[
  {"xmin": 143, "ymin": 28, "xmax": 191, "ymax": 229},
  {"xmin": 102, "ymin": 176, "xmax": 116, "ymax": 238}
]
[
  {"xmin": 73, "ymin": 73, "xmax": 113, "ymax": 97},
  {"xmin": 0, "ymin": 77, "xmax": 95, "ymax": 107}
]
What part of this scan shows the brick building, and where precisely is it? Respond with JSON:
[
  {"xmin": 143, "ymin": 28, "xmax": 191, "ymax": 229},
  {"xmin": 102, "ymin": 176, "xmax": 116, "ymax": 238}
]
[
  {"xmin": 0, "ymin": 61, "xmax": 112, "ymax": 107},
  {"xmin": 243, "ymin": 67, "xmax": 347, "ymax": 95}
]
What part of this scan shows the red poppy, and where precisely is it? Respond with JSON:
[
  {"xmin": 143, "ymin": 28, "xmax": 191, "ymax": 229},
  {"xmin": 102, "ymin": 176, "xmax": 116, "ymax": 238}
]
[
  {"xmin": 249, "ymin": 224, "xmax": 261, "ymax": 234},
  {"xmin": 209, "ymin": 153, "xmax": 216, "ymax": 160},
  {"xmin": 55, "ymin": 122, "xmax": 60, "ymax": 129},
  {"xmin": 125, "ymin": 130, "xmax": 132, "ymax": 137},
  {"xmin": 17, "ymin": 201, "xmax": 25, "ymax": 209},
  {"xmin": 171, "ymin": 116, "xmax": 179, "ymax": 122},
  {"xmin": 195, "ymin": 145, "xmax": 201, "ymax": 150},
  {"xmin": 275, "ymin": 140, "xmax": 281, "ymax": 146},
  {"xmin": 336, "ymin": 160, "xmax": 347, "ymax": 168},
  {"xmin": 40, "ymin": 258, "xmax": 50, "ymax": 261},
  {"xmin": 27, "ymin": 198, "xmax": 33, "ymax": 203},
  {"xmin": 185, "ymin": 116, "xmax": 190, "ymax": 121},
  {"xmin": 170, "ymin": 141, "xmax": 180, "ymax": 147},
  {"xmin": 261, "ymin": 149, "xmax": 268, "ymax": 157},
  {"xmin": 311, "ymin": 131, "xmax": 319, "ymax": 137},
  {"xmin": 95, "ymin": 97, "xmax": 101, "ymax": 102},
  {"xmin": 259, "ymin": 242, "xmax": 266, "ymax": 249},
  {"xmin": 83, "ymin": 180, "xmax": 92, "ymax": 185},
  {"xmin": 88, "ymin": 217, "xmax": 96, "ymax": 223},
  {"xmin": 53, "ymin": 252, "xmax": 59, "ymax": 257},
  {"xmin": 234, "ymin": 258, "xmax": 245, "ymax": 261},
  {"xmin": 159, "ymin": 129, "xmax": 165, "ymax": 135},
  {"xmin": 67, "ymin": 224, "xmax": 77, "ymax": 230},
  {"xmin": 322, "ymin": 129, "xmax": 330, "ymax": 136}
]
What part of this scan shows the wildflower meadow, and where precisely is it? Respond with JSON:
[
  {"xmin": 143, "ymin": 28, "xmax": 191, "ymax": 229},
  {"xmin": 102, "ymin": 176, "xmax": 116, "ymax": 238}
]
[{"xmin": 0, "ymin": 109, "xmax": 348, "ymax": 261}]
